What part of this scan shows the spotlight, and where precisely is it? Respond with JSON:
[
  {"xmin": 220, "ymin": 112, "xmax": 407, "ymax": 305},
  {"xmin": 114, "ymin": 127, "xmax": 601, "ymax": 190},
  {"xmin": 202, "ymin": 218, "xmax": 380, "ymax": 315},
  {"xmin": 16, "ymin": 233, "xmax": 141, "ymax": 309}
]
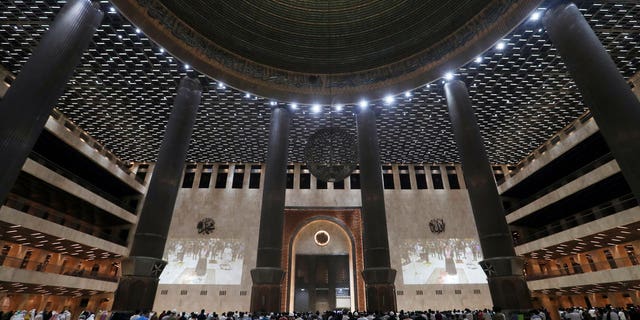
[
  {"xmin": 159, "ymin": 48, "xmax": 165, "ymax": 53},
  {"xmin": 311, "ymin": 104, "xmax": 321, "ymax": 113},
  {"xmin": 359, "ymin": 99, "xmax": 368, "ymax": 108},
  {"xmin": 270, "ymin": 101, "xmax": 277, "ymax": 106},
  {"xmin": 217, "ymin": 82, "xmax": 226, "ymax": 89},
  {"xmin": 496, "ymin": 42, "xmax": 506, "ymax": 50},
  {"xmin": 404, "ymin": 91, "xmax": 412, "ymax": 98},
  {"xmin": 475, "ymin": 56, "xmax": 483, "ymax": 63},
  {"xmin": 290, "ymin": 103, "xmax": 298, "ymax": 110},
  {"xmin": 334, "ymin": 104, "xmax": 343, "ymax": 111},
  {"xmin": 244, "ymin": 93, "xmax": 251, "ymax": 98},
  {"xmin": 135, "ymin": 28, "xmax": 141, "ymax": 34},
  {"xmin": 384, "ymin": 95, "xmax": 395, "ymax": 105},
  {"xmin": 530, "ymin": 11, "xmax": 541, "ymax": 21},
  {"xmin": 444, "ymin": 72, "xmax": 454, "ymax": 81},
  {"xmin": 109, "ymin": 7, "xmax": 116, "ymax": 13},
  {"xmin": 184, "ymin": 64, "xmax": 190, "ymax": 70}
]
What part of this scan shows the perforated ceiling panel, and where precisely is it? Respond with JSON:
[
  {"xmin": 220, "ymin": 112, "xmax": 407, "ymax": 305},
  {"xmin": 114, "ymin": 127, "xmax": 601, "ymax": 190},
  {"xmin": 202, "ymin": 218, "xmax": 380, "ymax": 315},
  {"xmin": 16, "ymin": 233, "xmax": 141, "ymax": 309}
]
[{"xmin": 1, "ymin": 1, "xmax": 639, "ymax": 164}]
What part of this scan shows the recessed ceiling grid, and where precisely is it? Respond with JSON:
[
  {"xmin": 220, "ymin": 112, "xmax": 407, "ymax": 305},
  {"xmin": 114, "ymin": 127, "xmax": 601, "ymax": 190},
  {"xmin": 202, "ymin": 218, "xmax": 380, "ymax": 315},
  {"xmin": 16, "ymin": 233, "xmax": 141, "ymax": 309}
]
[
  {"xmin": 0, "ymin": 1, "xmax": 639, "ymax": 163},
  {"xmin": 0, "ymin": 221, "xmax": 122, "ymax": 260},
  {"xmin": 0, "ymin": 281, "xmax": 104, "ymax": 296},
  {"xmin": 535, "ymin": 280, "xmax": 640, "ymax": 296}
]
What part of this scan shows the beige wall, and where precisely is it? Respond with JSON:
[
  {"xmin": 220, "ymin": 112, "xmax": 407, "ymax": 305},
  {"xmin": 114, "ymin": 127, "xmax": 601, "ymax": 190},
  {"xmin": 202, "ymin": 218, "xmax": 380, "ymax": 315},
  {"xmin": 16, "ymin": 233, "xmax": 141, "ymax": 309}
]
[
  {"xmin": 385, "ymin": 190, "xmax": 492, "ymax": 311},
  {"xmin": 153, "ymin": 188, "xmax": 262, "ymax": 313},
  {"xmin": 153, "ymin": 165, "xmax": 492, "ymax": 312}
]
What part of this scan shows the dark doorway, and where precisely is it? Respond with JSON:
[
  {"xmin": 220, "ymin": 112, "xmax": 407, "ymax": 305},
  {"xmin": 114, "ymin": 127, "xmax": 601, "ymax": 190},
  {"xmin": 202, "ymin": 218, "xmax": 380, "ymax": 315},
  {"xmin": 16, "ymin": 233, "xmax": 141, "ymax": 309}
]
[{"xmin": 294, "ymin": 254, "xmax": 350, "ymax": 311}]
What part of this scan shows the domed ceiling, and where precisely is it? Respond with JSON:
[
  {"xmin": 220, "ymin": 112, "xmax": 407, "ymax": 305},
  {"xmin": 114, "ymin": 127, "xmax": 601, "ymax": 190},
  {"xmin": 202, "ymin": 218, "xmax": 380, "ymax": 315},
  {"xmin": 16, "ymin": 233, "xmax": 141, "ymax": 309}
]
[
  {"xmin": 111, "ymin": 0, "xmax": 541, "ymax": 103},
  {"xmin": 4, "ymin": 0, "xmax": 640, "ymax": 164}
]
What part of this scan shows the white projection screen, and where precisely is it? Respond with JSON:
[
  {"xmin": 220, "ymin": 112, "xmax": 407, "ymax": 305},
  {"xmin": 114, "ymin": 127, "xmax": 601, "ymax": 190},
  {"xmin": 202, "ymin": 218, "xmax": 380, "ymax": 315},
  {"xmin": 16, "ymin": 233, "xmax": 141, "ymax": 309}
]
[
  {"xmin": 400, "ymin": 238, "xmax": 486, "ymax": 284},
  {"xmin": 159, "ymin": 238, "xmax": 245, "ymax": 284}
]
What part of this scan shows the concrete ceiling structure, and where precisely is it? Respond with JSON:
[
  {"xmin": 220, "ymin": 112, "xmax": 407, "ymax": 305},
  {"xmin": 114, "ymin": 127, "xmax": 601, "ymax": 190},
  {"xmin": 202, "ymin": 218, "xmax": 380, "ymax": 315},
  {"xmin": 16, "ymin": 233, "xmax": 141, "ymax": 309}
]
[
  {"xmin": 109, "ymin": 0, "xmax": 541, "ymax": 103},
  {"xmin": 1, "ymin": 0, "xmax": 639, "ymax": 164}
]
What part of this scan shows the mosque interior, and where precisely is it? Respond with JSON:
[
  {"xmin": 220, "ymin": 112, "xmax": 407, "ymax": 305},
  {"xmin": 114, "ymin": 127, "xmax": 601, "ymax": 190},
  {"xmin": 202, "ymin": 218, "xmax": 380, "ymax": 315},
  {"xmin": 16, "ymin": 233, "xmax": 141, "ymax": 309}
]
[{"xmin": 0, "ymin": 0, "xmax": 640, "ymax": 318}]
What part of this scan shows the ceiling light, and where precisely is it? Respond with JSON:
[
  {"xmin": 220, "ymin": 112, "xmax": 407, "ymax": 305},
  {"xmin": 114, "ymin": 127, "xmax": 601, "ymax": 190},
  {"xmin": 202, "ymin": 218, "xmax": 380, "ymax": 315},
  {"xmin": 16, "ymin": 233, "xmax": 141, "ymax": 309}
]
[
  {"xmin": 359, "ymin": 99, "xmax": 368, "ymax": 109},
  {"xmin": 530, "ymin": 11, "xmax": 541, "ymax": 21},
  {"xmin": 404, "ymin": 91, "xmax": 412, "ymax": 98},
  {"xmin": 334, "ymin": 104, "xmax": 343, "ymax": 111},
  {"xmin": 109, "ymin": 7, "xmax": 116, "ymax": 13},
  {"xmin": 496, "ymin": 42, "xmax": 506, "ymax": 50},
  {"xmin": 244, "ymin": 93, "xmax": 251, "ymax": 98},
  {"xmin": 444, "ymin": 72, "xmax": 454, "ymax": 80},
  {"xmin": 269, "ymin": 101, "xmax": 277, "ymax": 106},
  {"xmin": 290, "ymin": 103, "xmax": 298, "ymax": 109},
  {"xmin": 159, "ymin": 48, "xmax": 165, "ymax": 53},
  {"xmin": 475, "ymin": 56, "xmax": 483, "ymax": 63},
  {"xmin": 311, "ymin": 104, "xmax": 321, "ymax": 113},
  {"xmin": 384, "ymin": 95, "xmax": 395, "ymax": 104},
  {"xmin": 135, "ymin": 28, "xmax": 141, "ymax": 34},
  {"xmin": 217, "ymin": 82, "xmax": 225, "ymax": 89}
]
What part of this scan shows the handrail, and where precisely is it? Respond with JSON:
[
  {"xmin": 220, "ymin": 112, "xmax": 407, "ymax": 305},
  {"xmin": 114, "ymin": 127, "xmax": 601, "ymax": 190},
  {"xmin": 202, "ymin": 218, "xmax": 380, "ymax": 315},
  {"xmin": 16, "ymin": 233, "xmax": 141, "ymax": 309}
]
[
  {"xmin": 28, "ymin": 151, "xmax": 136, "ymax": 213},
  {"xmin": 3, "ymin": 193, "xmax": 128, "ymax": 246},
  {"xmin": 505, "ymin": 152, "xmax": 615, "ymax": 212},
  {"xmin": 51, "ymin": 108, "xmax": 134, "ymax": 175},
  {"xmin": 514, "ymin": 193, "xmax": 638, "ymax": 245},
  {"xmin": 525, "ymin": 256, "xmax": 638, "ymax": 281},
  {"xmin": 0, "ymin": 255, "xmax": 119, "ymax": 282},
  {"xmin": 501, "ymin": 111, "xmax": 593, "ymax": 184}
]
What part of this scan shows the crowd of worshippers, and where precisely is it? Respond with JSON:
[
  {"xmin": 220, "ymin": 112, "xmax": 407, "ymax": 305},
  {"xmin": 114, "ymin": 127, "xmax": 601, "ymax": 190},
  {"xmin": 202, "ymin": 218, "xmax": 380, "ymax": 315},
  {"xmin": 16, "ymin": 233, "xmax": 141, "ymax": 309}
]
[
  {"xmin": 130, "ymin": 309, "xmax": 505, "ymax": 320},
  {"xmin": 3, "ymin": 306, "xmax": 640, "ymax": 320},
  {"xmin": 557, "ymin": 306, "xmax": 640, "ymax": 320},
  {"xmin": 0, "ymin": 310, "xmax": 109, "ymax": 320}
]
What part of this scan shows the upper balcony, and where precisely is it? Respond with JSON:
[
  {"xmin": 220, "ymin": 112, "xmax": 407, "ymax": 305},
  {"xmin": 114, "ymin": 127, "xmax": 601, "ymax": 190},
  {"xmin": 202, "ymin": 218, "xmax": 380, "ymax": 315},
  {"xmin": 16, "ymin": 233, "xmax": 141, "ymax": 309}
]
[
  {"xmin": 498, "ymin": 112, "xmax": 599, "ymax": 194},
  {"xmin": 0, "ymin": 254, "xmax": 118, "ymax": 283}
]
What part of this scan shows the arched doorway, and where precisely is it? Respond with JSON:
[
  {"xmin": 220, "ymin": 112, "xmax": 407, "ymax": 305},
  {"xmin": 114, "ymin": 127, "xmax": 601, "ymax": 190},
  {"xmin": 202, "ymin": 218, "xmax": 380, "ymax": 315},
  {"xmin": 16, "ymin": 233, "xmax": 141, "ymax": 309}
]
[
  {"xmin": 282, "ymin": 209, "xmax": 365, "ymax": 312},
  {"xmin": 289, "ymin": 220, "xmax": 353, "ymax": 311}
]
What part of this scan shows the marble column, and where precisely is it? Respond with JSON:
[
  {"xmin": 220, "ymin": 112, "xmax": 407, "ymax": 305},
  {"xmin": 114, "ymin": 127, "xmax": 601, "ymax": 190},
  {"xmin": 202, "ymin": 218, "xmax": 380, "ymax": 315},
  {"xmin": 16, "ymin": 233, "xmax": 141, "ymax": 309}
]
[
  {"xmin": 544, "ymin": 2, "xmax": 640, "ymax": 201},
  {"xmin": 0, "ymin": 0, "xmax": 102, "ymax": 204},
  {"xmin": 355, "ymin": 107, "xmax": 397, "ymax": 312},
  {"xmin": 250, "ymin": 106, "xmax": 291, "ymax": 312},
  {"xmin": 111, "ymin": 77, "xmax": 202, "ymax": 317},
  {"xmin": 444, "ymin": 80, "xmax": 532, "ymax": 313}
]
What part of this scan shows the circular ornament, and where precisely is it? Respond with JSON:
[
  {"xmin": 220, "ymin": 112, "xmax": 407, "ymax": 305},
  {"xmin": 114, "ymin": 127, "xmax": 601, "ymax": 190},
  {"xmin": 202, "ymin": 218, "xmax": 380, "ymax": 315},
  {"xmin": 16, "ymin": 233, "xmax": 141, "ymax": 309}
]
[{"xmin": 314, "ymin": 230, "xmax": 330, "ymax": 246}]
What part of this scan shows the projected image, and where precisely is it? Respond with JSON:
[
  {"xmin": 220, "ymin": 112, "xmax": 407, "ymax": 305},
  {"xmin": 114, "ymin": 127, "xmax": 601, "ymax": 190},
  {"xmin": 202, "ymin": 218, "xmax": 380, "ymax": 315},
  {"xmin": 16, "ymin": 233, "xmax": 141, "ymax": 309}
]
[
  {"xmin": 401, "ymin": 239, "xmax": 486, "ymax": 284},
  {"xmin": 159, "ymin": 238, "xmax": 245, "ymax": 284}
]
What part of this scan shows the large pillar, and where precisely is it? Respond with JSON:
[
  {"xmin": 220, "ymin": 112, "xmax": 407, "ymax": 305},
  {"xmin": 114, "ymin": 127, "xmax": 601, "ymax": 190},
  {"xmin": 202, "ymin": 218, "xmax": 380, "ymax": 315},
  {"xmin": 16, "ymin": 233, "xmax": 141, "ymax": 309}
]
[
  {"xmin": 250, "ymin": 106, "xmax": 291, "ymax": 312},
  {"xmin": 0, "ymin": 0, "xmax": 102, "ymax": 204},
  {"xmin": 111, "ymin": 77, "xmax": 202, "ymax": 317},
  {"xmin": 544, "ymin": 2, "xmax": 640, "ymax": 201},
  {"xmin": 356, "ymin": 107, "xmax": 397, "ymax": 312},
  {"xmin": 444, "ymin": 80, "xmax": 532, "ymax": 313}
]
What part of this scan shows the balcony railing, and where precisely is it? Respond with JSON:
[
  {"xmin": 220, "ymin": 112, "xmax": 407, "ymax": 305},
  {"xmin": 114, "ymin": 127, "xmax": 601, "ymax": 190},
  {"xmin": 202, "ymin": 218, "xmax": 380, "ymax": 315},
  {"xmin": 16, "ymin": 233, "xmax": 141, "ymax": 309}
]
[
  {"xmin": 502, "ymin": 111, "xmax": 593, "ymax": 185},
  {"xmin": 3, "ymin": 193, "xmax": 128, "ymax": 246},
  {"xmin": 513, "ymin": 193, "xmax": 638, "ymax": 245},
  {"xmin": 505, "ymin": 153, "xmax": 615, "ymax": 212},
  {"xmin": 525, "ymin": 256, "xmax": 638, "ymax": 281},
  {"xmin": 28, "ymin": 151, "xmax": 137, "ymax": 213},
  {"xmin": 0, "ymin": 255, "xmax": 118, "ymax": 283}
]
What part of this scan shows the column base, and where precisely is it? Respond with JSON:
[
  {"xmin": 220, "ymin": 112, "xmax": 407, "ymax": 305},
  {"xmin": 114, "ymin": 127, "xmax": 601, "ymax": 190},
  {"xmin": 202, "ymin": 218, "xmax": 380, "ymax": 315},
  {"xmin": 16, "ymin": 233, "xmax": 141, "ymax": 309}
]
[
  {"xmin": 362, "ymin": 268, "xmax": 397, "ymax": 312},
  {"xmin": 111, "ymin": 256, "xmax": 167, "ymax": 314},
  {"xmin": 480, "ymin": 257, "xmax": 532, "ymax": 311},
  {"xmin": 111, "ymin": 275, "xmax": 159, "ymax": 315},
  {"xmin": 250, "ymin": 267, "xmax": 284, "ymax": 312}
]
